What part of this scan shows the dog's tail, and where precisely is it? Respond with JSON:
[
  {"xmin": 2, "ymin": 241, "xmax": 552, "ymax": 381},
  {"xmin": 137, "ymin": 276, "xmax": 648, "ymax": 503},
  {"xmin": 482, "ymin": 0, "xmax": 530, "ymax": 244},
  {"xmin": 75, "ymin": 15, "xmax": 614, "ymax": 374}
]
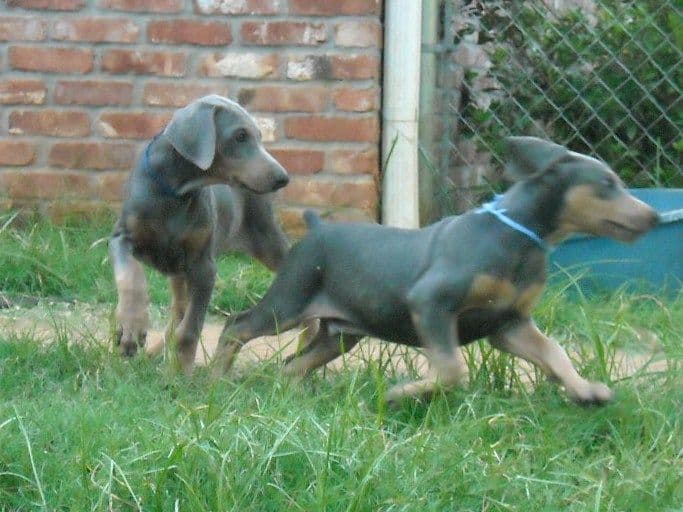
[{"xmin": 303, "ymin": 209, "xmax": 323, "ymax": 230}]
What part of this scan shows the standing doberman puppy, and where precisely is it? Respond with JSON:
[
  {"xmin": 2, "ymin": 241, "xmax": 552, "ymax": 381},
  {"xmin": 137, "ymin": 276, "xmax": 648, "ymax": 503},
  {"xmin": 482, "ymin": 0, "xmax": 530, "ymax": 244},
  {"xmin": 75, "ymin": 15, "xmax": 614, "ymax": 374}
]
[
  {"xmin": 110, "ymin": 95, "xmax": 289, "ymax": 375},
  {"xmin": 213, "ymin": 137, "xmax": 659, "ymax": 405}
]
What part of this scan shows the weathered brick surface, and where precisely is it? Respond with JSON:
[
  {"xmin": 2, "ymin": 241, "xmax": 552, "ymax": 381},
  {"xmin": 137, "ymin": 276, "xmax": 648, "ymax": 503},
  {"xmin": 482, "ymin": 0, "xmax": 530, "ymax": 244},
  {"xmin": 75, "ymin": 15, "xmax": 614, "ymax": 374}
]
[
  {"xmin": 285, "ymin": 115, "xmax": 379, "ymax": 143},
  {"xmin": 0, "ymin": 17, "xmax": 46, "ymax": 41},
  {"xmin": 102, "ymin": 49, "xmax": 185, "ymax": 76},
  {"xmin": 238, "ymin": 86, "xmax": 328, "ymax": 112},
  {"xmin": 0, "ymin": 79, "xmax": 46, "ymax": 104},
  {"xmin": 49, "ymin": 142, "xmax": 136, "ymax": 169},
  {"xmin": 194, "ymin": 0, "xmax": 280, "ymax": 15},
  {"xmin": 6, "ymin": 0, "xmax": 85, "ymax": 10},
  {"xmin": 269, "ymin": 148, "xmax": 324, "ymax": 175},
  {"xmin": 55, "ymin": 81, "xmax": 133, "ymax": 106},
  {"xmin": 335, "ymin": 21, "xmax": 381, "ymax": 48},
  {"xmin": 333, "ymin": 87, "xmax": 379, "ymax": 112},
  {"xmin": 0, "ymin": 0, "xmax": 383, "ymax": 226},
  {"xmin": 143, "ymin": 82, "xmax": 229, "ymax": 107},
  {"xmin": 289, "ymin": 0, "xmax": 380, "ymax": 16},
  {"xmin": 101, "ymin": 0, "xmax": 182, "ymax": 13},
  {"xmin": 201, "ymin": 52, "xmax": 279, "ymax": 78},
  {"xmin": 9, "ymin": 110, "xmax": 90, "ymax": 137},
  {"xmin": 98, "ymin": 112, "xmax": 171, "ymax": 139},
  {"xmin": 148, "ymin": 20, "xmax": 232, "ymax": 46},
  {"xmin": 51, "ymin": 17, "xmax": 140, "ymax": 43},
  {"xmin": 0, "ymin": 141, "xmax": 36, "ymax": 166},
  {"xmin": 9, "ymin": 46, "xmax": 93, "ymax": 73},
  {"xmin": 241, "ymin": 21, "xmax": 326, "ymax": 46}
]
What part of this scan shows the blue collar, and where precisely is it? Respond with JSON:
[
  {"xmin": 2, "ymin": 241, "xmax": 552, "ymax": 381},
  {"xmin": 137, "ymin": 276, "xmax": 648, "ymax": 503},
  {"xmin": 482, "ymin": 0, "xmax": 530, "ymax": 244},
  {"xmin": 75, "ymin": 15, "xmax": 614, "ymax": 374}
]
[
  {"xmin": 475, "ymin": 194, "xmax": 551, "ymax": 252},
  {"xmin": 143, "ymin": 134, "xmax": 182, "ymax": 198}
]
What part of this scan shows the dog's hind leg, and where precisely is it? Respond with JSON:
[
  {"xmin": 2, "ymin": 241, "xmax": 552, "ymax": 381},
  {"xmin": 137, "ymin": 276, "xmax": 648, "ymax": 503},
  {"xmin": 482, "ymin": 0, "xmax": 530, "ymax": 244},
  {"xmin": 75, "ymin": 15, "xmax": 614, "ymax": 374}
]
[
  {"xmin": 282, "ymin": 322, "xmax": 361, "ymax": 379},
  {"xmin": 490, "ymin": 320, "xmax": 613, "ymax": 405},
  {"xmin": 110, "ymin": 233, "xmax": 149, "ymax": 357}
]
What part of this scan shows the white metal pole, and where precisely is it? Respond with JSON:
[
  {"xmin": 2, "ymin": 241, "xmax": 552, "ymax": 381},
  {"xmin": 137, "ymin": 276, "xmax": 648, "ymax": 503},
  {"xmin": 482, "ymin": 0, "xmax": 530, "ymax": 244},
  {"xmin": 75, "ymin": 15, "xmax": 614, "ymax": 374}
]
[{"xmin": 381, "ymin": 0, "xmax": 422, "ymax": 228}]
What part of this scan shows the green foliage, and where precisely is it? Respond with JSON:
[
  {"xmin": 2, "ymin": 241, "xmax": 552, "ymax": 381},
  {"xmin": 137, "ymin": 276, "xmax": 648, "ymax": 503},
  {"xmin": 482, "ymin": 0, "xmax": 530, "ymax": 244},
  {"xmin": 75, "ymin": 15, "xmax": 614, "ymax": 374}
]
[
  {"xmin": 0, "ymin": 213, "xmax": 273, "ymax": 314},
  {"xmin": 459, "ymin": 0, "xmax": 682, "ymax": 186}
]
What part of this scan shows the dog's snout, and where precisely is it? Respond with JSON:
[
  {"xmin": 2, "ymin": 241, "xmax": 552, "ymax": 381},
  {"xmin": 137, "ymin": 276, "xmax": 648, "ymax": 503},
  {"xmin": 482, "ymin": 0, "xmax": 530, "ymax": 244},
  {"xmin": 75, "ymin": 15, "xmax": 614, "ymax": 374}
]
[
  {"xmin": 121, "ymin": 343, "xmax": 137, "ymax": 358},
  {"xmin": 648, "ymin": 209, "xmax": 660, "ymax": 228},
  {"xmin": 273, "ymin": 173, "xmax": 289, "ymax": 190}
]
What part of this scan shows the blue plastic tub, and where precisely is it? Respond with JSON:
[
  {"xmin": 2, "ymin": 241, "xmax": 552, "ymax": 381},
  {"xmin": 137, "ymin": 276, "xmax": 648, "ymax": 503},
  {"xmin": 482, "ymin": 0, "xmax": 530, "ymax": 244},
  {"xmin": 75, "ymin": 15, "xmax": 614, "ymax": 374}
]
[{"xmin": 549, "ymin": 188, "xmax": 683, "ymax": 295}]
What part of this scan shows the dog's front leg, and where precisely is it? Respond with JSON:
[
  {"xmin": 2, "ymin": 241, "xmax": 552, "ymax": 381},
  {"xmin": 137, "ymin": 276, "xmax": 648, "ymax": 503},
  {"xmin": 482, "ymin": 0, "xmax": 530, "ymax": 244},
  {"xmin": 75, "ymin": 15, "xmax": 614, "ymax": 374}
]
[
  {"xmin": 489, "ymin": 320, "xmax": 613, "ymax": 405},
  {"xmin": 173, "ymin": 259, "xmax": 216, "ymax": 375},
  {"xmin": 387, "ymin": 275, "xmax": 467, "ymax": 404},
  {"xmin": 110, "ymin": 233, "xmax": 149, "ymax": 357}
]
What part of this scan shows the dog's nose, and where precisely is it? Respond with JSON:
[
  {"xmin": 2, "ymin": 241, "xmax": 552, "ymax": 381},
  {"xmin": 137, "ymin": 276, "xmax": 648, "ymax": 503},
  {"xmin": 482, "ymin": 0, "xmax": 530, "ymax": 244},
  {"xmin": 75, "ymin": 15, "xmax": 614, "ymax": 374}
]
[
  {"xmin": 273, "ymin": 173, "xmax": 289, "ymax": 190},
  {"xmin": 648, "ymin": 210, "xmax": 660, "ymax": 227}
]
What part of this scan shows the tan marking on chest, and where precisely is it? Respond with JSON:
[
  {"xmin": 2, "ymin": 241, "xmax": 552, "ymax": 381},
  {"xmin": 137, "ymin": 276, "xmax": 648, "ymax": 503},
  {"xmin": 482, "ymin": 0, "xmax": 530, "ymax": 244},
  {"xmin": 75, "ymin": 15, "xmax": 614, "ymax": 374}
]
[{"xmin": 466, "ymin": 274, "xmax": 543, "ymax": 315}]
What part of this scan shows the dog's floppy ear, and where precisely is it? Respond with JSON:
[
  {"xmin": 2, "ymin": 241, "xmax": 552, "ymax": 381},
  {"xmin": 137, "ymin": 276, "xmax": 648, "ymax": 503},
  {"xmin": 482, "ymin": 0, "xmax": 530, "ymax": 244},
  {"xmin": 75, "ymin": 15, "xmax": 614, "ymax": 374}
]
[
  {"xmin": 164, "ymin": 98, "xmax": 218, "ymax": 171},
  {"xmin": 504, "ymin": 136, "xmax": 569, "ymax": 180}
]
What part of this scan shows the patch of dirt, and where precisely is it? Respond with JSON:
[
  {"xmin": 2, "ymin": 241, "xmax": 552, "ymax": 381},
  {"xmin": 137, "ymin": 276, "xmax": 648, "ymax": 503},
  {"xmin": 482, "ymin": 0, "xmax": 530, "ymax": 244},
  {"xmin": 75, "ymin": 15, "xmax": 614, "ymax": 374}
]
[{"xmin": 0, "ymin": 300, "xmax": 669, "ymax": 380}]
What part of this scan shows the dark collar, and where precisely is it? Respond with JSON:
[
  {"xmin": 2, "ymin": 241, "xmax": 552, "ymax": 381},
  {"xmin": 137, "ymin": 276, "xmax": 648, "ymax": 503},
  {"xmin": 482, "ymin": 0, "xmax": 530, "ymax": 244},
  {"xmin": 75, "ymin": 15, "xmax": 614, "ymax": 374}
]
[{"xmin": 143, "ymin": 134, "xmax": 182, "ymax": 199}]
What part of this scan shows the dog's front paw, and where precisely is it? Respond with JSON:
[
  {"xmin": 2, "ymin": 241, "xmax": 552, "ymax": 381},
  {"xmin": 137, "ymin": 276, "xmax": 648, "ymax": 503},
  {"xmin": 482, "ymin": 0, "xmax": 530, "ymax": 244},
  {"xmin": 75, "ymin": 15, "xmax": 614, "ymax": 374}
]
[
  {"xmin": 114, "ymin": 316, "xmax": 148, "ymax": 358},
  {"xmin": 569, "ymin": 381, "xmax": 614, "ymax": 406}
]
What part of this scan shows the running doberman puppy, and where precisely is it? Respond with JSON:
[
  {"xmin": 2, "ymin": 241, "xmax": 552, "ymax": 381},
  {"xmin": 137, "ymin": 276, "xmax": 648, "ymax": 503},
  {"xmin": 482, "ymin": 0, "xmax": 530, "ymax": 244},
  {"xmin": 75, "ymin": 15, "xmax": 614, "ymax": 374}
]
[
  {"xmin": 212, "ymin": 137, "xmax": 659, "ymax": 405},
  {"xmin": 110, "ymin": 95, "xmax": 290, "ymax": 375}
]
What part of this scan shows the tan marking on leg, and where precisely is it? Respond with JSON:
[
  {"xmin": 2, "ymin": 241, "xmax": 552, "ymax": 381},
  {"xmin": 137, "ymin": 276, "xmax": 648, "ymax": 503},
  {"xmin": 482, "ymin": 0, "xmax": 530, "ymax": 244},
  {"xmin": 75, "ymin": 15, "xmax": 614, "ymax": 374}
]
[
  {"xmin": 114, "ymin": 257, "xmax": 149, "ymax": 356},
  {"xmin": 514, "ymin": 283, "xmax": 544, "ymax": 316},
  {"xmin": 466, "ymin": 274, "xmax": 516, "ymax": 309},
  {"xmin": 490, "ymin": 320, "xmax": 613, "ymax": 404},
  {"xmin": 386, "ymin": 347, "xmax": 466, "ymax": 404},
  {"xmin": 283, "ymin": 332, "xmax": 359, "ymax": 379}
]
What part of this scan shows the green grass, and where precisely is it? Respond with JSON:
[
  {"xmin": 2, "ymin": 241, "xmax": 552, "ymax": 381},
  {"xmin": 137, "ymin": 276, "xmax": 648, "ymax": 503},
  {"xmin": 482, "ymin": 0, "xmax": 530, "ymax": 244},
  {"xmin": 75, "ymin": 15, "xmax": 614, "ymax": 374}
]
[{"xmin": 0, "ymin": 215, "xmax": 681, "ymax": 511}]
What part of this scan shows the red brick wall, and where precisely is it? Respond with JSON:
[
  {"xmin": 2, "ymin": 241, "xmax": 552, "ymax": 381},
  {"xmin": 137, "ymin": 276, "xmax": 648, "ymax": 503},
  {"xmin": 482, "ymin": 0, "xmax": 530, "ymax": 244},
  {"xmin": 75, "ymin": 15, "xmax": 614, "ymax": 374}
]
[{"xmin": 0, "ymin": 0, "xmax": 382, "ymax": 232}]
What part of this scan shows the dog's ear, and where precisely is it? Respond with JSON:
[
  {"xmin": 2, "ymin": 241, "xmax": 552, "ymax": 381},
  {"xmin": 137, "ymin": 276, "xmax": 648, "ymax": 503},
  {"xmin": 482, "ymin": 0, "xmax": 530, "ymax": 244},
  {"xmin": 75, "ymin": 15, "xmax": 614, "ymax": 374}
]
[
  {"xmin": 504, "ymin": 136, "xmax": 569, "ymax": 180},
  {"xmin": 164, "ymin": 99, "xmax": 218, "ymax": 171}
]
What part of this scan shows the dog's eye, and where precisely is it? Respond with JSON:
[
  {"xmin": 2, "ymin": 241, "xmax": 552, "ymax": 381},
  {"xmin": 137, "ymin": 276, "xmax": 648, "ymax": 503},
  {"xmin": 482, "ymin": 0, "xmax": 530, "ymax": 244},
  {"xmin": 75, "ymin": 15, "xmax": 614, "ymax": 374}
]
[
  {"xmin": 601, "ymin": 176, "xmax": 616, "ymax": 189},
  {"xmin": 234, "ymin": 129, "xmax": 249, "ymax": 143}
]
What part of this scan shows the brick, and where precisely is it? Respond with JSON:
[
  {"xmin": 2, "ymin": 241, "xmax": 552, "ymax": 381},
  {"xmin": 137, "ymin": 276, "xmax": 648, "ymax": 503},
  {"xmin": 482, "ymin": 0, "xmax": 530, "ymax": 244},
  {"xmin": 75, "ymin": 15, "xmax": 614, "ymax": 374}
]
[
  {"xmin": 238, "ymin": 86, "xmax": 328, "ymax": 112},
  {"xmin": 100, "ymin": 0, "xmax": 182, "ymax": 12},
  {"xmin": 148, "ymin": 20, "xmax": 231, "ymax": 46},
  {"xmin": 326, "ymin": 147, "xmax": 379, "ymax": 175},
  {"xmin": 0, "ymin": 80, "xmax": 46, "ymax": 104},
  {"xmin": 330, "ymin": 54, "xmax": 380, "ymax": 80},
  {"xmin": 289, "ymin": 0, "xmax": 380, "ymax": 15},
  {"xmin": 96, "ymin": 171, "xmax": 129, "ymax": 201},
  {"xmin": 285, "ymin": 115, "xmax": 379, "ymax": 142},
  {"xmin": 51, "ymin": 18, "xmax": 140, "ymax": 43},
  {"xmin": 55, "ymin": 80, "xmax": 133, "ymax": 106},
  {"xmin": 254, "ymin": 116, "xmax": 276, "ymax": 142},
  {"xmin": 0, "ymin": 170, "xmax": 93, "ymax": 200},
  {"xmin": 282, "ymin": 176, "xmax": 377, "ymax": 213},
  {"xmin": 9, "ymin": 46, "xmax": 93, "ymax": 73},
  {"xmin": 9, "ymin": 110, "xmax": 90, "ymax": 137},
  {"xmin": 6, "ymin": 0, "xmax": 85, "ymax": 10},
  {"xmin": 143, "ymin": 82, "xmax": 229, "ymax": 107},
  {"xmin": 335, "ymin": 21, "xmax": 381, "ymax": 47},
  {"xmin": 49, "ymin": 142, "xmax": 136, "ymax": 170},
  {"xmin": 0, "ymin": 141, "xmax": 36, "ymax": 166},
  {"xmin": 333, "ymin": 87, "xmax": 379, "ymax": 112},
  {"xmin": 0, "ymin": 17, "xmax": 47, "ymax": 41},
  {"xmin": 286, "ymin": 55, "xmax": 331, "ymax": 81},
  {"xmin": 268, "ymin": 148, "xmax": 324, "ymax": 175},
  {"xmin": 241, "ymin": 21, "xmax": 326, "ymax": 46},
  {"xmin": 98, "ymin": 112, "xmax": 171, "ymax": 139},
  {"xmin": 194, "ymin": 0, "xmax": 280, "ymax": 15},
  {"xmin": 201, "ymin": 52, "xmax": 278, "ymax": 78},
  {"xmin": 102, "ymin": 50, "xmax": 185, "ymax": 76}
]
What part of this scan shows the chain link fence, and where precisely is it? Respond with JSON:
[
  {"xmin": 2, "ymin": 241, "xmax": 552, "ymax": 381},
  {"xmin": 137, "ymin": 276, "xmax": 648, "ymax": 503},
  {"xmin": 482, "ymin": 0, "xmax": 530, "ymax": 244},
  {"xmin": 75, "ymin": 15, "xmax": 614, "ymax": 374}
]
[{"xmin": 418, "ymin": 0, "xmax": 682, "ymax": 222}]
